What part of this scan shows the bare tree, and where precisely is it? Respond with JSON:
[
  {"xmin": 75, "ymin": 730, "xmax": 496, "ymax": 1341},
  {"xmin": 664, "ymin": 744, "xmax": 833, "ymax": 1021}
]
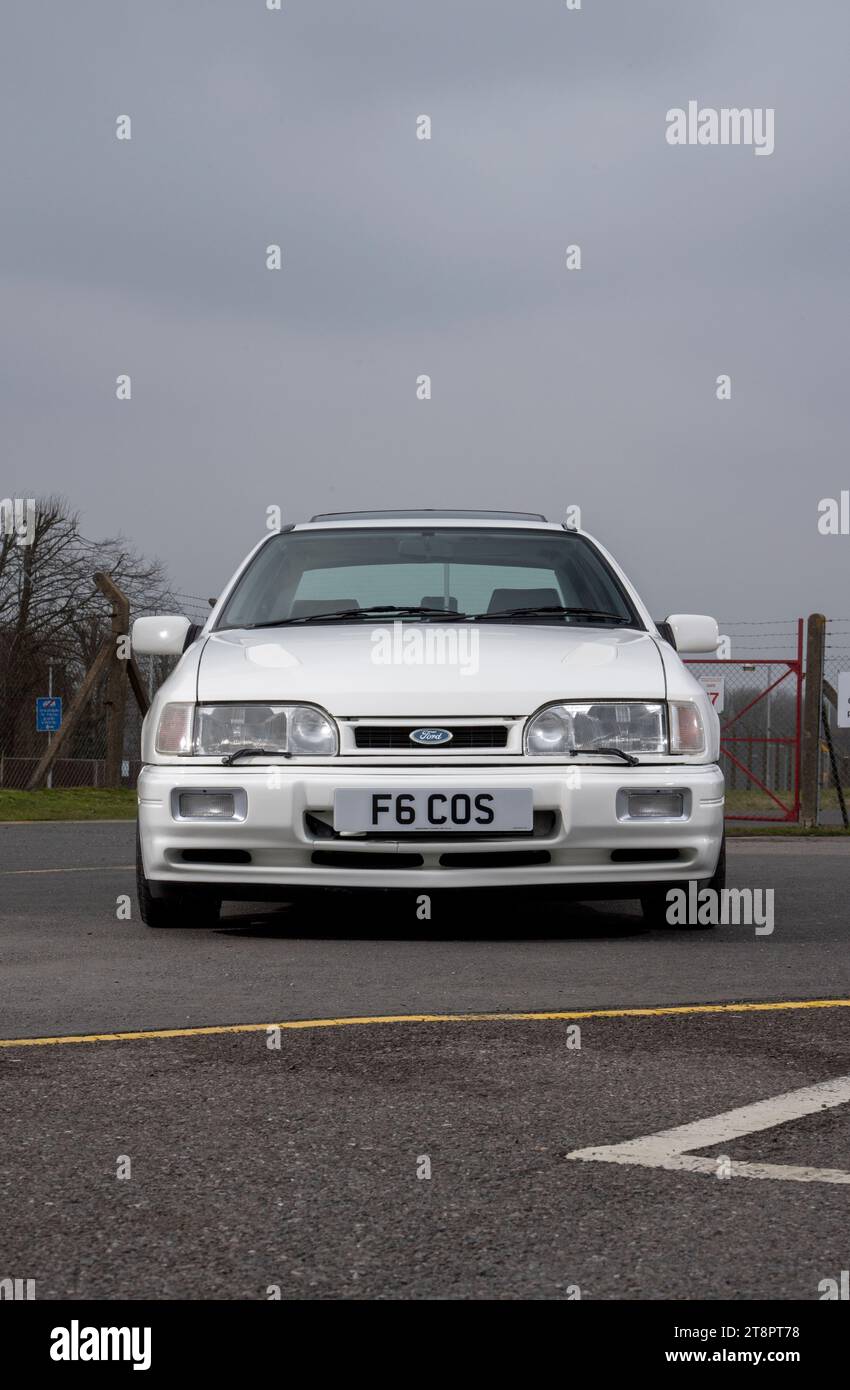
[{"xmin": 0, "ymin": 496, "xmax": 175, "ymax": 767}]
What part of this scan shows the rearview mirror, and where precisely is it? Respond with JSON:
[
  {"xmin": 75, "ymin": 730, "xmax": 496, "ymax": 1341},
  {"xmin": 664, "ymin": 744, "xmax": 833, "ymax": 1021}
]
[
  {"xmin": 662, "ymin": 613, "xmax": 719, "ymax": 654},
  {"xmin": 132, "ymin": 615, "xmax": 193, "ymax": 656},
  {"xmin": 397, "ymin": 536, "xmax": 457, "ymax": 560}
]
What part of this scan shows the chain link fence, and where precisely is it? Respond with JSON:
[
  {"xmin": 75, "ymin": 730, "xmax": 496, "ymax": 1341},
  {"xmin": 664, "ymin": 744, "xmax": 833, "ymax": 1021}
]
[
  {"xmin": 685, "ymin": 619, "xmax": 802, "ymax": 822},
  {"xmin": 0, "ymin": 651, "xmax": 106, "ymax": 790},
  {"xmin": 0, "ymin": 592, "xmax": 210, "ymax": 790}
]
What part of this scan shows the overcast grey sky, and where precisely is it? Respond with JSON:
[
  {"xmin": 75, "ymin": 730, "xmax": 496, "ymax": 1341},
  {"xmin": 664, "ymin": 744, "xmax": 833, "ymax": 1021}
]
[{"xmin": 3, "ymin": 0, "xmax": 849, "ymax": 623}]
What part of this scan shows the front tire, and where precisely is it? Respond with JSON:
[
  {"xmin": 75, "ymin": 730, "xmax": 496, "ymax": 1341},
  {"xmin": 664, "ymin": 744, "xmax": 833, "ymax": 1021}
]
[
  {"xmin": 135, "ymin": 825, "xmax": 221, "ymax": 929},
  {"xmin": 640, "ymin": 832, "xmax": 725, "ymax": 930}
]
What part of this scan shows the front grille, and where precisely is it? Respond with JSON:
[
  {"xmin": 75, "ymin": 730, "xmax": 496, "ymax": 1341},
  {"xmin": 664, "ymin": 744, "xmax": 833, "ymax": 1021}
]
[{"xmin": 354, "ymin": 725, "xmax": 509, "ymax": 750}]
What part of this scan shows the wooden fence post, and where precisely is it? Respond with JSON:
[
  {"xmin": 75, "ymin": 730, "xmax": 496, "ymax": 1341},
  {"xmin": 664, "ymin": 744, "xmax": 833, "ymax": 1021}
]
[
  {"xmin": 800, "ymin": 613, "xmax": 826, "ymax": 827},
  {"xmin": 94, "ymin": 572, "xmax": 130, "ymax": 788}
]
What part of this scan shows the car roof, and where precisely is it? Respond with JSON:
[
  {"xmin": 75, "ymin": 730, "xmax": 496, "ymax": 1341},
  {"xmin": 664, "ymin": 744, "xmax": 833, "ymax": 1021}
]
[
  {"xmin": 308, "ymin": 508, "xmax": 548, "ymax": 523},
  {"xmin": 298, "ymin": 510, "xmax": 565, "ymax": 531}
]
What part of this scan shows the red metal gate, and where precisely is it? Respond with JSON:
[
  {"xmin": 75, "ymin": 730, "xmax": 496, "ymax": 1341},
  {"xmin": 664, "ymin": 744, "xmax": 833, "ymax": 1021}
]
[{"xmin": 686, "ymin": 620, "xmax": 803, "ymax": 822}]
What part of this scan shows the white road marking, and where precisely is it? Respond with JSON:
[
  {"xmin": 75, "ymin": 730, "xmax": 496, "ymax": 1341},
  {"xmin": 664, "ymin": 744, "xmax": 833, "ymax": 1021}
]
[{"xmin": 567, "ymin": 1073, "xmax": 850, "ymax": 1184}]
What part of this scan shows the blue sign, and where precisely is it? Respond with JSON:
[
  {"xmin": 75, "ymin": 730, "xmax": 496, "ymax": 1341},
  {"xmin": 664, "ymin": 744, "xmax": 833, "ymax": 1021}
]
[{"xmin": 36, "ymin": 696, "xmax": 62, "ymax": 732}]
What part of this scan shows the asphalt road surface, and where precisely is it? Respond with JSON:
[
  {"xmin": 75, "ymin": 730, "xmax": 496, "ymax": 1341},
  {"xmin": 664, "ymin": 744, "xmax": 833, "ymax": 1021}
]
[{"xmin": 1, "ymin": 822, "xmax": 849, "ymax": 1300}]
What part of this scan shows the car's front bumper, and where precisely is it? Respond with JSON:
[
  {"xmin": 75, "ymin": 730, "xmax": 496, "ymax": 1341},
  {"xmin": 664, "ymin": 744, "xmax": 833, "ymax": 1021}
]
[{"xmin": 138, "ymin": 762, "xmax": 724, "ymax": 893}]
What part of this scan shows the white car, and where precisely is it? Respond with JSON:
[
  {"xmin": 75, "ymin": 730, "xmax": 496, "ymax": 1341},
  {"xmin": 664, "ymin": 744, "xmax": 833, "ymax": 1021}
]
[{"xmin": 133, "ymin": 511, "xmax": 724, "ymax": 928}]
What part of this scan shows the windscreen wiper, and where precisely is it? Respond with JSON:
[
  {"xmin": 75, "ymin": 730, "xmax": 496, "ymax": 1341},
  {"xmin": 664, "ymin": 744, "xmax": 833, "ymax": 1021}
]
[
  {"xmin": 568, "ymin": 747, "xmax": 640, "ymax": 767},
  {"xmin": 250, "ymin": 605, "xmax": 469, "ymax": 626},
  {"xmin": 221, "ymin": 746, "xmax": 290, "ymax": 765},
  {"xmin": 470, "ymin": 605, "xmax": 628, "ymax": 623}
]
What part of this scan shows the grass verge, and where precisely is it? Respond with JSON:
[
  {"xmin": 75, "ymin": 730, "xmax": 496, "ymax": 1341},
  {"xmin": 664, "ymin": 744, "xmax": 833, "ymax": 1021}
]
[
  {"xmin": 0, "ymin": 788, "xmax": 137, "ymax": 822},
  {"xmin": 727, "ymin": 823, "xmax": 848, "ymax": 837}
]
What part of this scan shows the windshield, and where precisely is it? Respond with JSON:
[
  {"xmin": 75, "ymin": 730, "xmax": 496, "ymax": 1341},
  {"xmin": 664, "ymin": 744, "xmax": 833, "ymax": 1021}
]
[{"xmin": 216, "ymin": 528, "xmax": 641, "ymax": 630}]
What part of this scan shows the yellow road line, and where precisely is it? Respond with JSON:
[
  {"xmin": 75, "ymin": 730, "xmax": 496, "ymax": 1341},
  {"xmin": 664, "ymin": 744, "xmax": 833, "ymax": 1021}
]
[{"xmin": 2, "ymin": 997, "xmax": 850, "ymax": 1050}]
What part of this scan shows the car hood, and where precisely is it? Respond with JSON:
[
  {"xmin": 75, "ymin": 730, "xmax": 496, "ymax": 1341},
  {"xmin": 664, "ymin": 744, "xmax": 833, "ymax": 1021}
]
[{"xmin": 196, "ymin": 624, "xmax": 666, "ymax": 717}]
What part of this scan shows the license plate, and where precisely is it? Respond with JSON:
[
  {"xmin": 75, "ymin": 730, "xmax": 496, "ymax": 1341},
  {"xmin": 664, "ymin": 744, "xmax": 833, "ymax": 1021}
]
[{"xmin": 333, "ymin": 787, "xmax": 534, "ymax": 833}]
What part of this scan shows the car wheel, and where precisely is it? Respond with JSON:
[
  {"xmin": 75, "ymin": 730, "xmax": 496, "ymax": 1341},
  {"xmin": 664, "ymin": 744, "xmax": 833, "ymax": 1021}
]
[
  {"xmin": 640, "ymin": 832, "xmax": 725, "ymax": 930},
  {"xmin": 135, "ymin": 825, "xmax": 221, "ymax": 929}
]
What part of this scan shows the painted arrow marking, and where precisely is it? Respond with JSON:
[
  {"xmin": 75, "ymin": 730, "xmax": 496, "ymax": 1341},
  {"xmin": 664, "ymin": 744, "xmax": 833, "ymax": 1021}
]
[{"xmin": 567, "ymin": 1073, "xmax": 850, "ymax": 1184}]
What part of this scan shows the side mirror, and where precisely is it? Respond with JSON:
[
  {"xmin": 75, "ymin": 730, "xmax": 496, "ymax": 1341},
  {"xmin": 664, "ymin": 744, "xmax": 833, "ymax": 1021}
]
[
  {"xmin": 662, "ymin": 614, "xmax": 719, "ymax": 654},
  {"xmin": 132, "ymin": 615, "xmax": 193, "ymax": 656}
]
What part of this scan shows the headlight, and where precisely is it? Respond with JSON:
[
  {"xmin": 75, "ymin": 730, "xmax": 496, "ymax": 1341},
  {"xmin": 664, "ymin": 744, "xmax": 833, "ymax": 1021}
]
[
  {"xmin": 524, "ymin": 700, "xmax": 706, "ymax": 756},
  {"xmin": 525, "ymin": 702, "xmax": 667, "ymax": 756},
  {"xmin": 286, "ymin": 705, "xmax": 339, "ymax": 756},
  {"xmin": 194, "ymin": 703, "xmax": 289, "ymax": 756},
  {"xmin": 156, "ymin": 703, "xmax": 338, "ymax": 756}
]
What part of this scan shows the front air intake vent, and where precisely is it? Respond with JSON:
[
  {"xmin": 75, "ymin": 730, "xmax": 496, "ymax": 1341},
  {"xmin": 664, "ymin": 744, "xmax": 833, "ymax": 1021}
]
[
  {"xmin": 311, "ymin": 850, "xmax": 423, "ymax": 869},
  {"xmin": 609, "ymin": 849, "xmax": 682, "ymax": 863},
  {"xmin": 180, "ymin": 849, "xmax": 252, "ymax": 865},
  {"xmin": 439, "ymin": 850, "xmax": 551, "ymax": 869}
]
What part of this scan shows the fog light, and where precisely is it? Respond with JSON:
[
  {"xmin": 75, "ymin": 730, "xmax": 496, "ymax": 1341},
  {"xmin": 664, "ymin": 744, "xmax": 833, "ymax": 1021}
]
[
  {"xmin": 178, "ymin": 791, "xmax": 236, "ymax": 819},
  {"xmin": 627, "ymin": 790, "xmax": 684, "ymax": 819}
]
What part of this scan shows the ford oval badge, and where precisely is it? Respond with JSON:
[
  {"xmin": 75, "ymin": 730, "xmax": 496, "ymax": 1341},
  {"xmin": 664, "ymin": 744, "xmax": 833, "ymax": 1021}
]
[{"xmin": 410, "ymin": 727, "xmax": 453, "ymax": 745}]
